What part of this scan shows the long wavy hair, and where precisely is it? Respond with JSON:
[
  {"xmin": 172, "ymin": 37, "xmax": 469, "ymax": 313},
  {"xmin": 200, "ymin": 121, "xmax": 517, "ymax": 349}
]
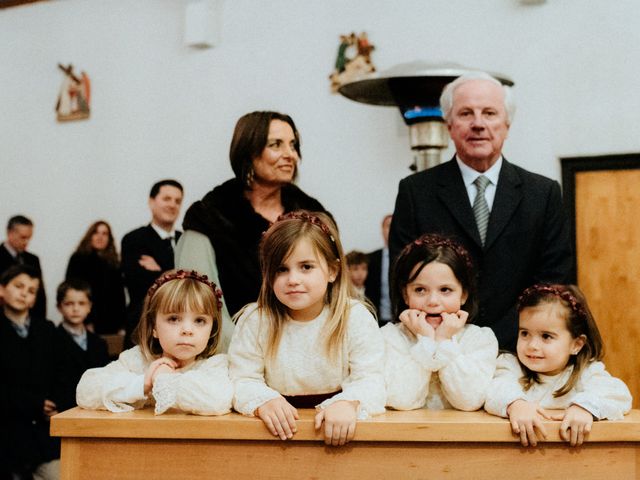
[
  {"xmin": 517, "ymin": 284, "xmax": 604, "ymax": 397},
  {"xmin": 256, "ymin": 211, "xmax": 352, "ymax": 367},
  {"xmin": 75, "ymin": 220, "xmax": 119, "ymax": 268}
]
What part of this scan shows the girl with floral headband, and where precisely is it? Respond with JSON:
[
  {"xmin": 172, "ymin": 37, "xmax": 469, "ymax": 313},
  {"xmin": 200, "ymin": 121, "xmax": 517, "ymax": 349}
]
[
  {"xmin": 485, "ymin": 284, "xmax": 631, "ymax": 447},
  {"xmin": 228, "ymin": 210, "xmax": 385, "ymax": 446},
  {"xmin": 383, "ymin": 233, "xmax": 498, "ymax": 411},
  {"xmin": 76, "ymin": 270, "xmax": 233, "ymax": 415}
]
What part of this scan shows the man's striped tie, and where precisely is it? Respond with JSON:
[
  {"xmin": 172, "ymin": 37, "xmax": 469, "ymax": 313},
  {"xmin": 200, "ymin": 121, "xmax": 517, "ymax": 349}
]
[{"xmin": 473, "ymin": 175, "xmax": 491, "ymax": 246}]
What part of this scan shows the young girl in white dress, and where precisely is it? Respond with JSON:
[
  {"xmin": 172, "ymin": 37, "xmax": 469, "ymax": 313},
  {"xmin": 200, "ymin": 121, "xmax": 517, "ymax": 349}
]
[
  {"xmin": 383, "ymin": 234, "xmax": 498, "ymax": 411},
  {"xmin": 485, "ymin": 283, "xmax": 631, "ymax": 447},
  {"xmin": 228, "ymin": 211, "xmax": 385, "ymax": 446},
  {"xmin": 76, "ymin": 269, "xmax": 233, "ymax": 415}
]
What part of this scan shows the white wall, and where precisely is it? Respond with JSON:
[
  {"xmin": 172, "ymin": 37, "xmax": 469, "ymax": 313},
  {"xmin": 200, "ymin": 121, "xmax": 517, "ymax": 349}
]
[{"xmin": 1, "ymin": 0, "xmax": 639, "ymax": 320}]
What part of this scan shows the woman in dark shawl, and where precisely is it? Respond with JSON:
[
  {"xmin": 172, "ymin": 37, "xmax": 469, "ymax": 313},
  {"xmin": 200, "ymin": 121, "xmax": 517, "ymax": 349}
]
[{"xmin": 177, "ymin": 111, "xmax": 328, "ymax": 352}]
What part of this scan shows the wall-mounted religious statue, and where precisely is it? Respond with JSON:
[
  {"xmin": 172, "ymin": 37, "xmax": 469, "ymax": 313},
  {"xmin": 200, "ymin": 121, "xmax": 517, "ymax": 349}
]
[
  {"xmin": 329, "ymin": 31, "xmax": 376, "ymax": 93},
  {"xmin": 56, "ymin": 63, "xmax": 90, "ymax": 122}
]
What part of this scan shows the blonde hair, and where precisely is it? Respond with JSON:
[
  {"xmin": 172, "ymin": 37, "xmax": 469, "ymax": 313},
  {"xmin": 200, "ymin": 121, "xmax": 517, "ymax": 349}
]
[
  {"xmin": 134, "ymin": 272, "xmax": 221, "ymax": 362},
  {"xmin": 257, "ymin": 211, "xmax": 353, "ymax": 366}
]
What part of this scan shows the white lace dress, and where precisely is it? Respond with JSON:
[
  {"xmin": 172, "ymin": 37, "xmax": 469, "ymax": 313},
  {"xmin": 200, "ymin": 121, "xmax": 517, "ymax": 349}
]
[
  {"xmin": 76, "ymin": 346, "xmax": 233, "ymax": 415},
  {"xmin": 228, "ymin": 301, "xmax": 386, "ymax": 419},
  {"xmin": 484, "ymin": 353, "xmax": 632, "ymax": 419},
  {"xmin": 382, "ymin": 322, "xmax": 498, "ymax": 411}
]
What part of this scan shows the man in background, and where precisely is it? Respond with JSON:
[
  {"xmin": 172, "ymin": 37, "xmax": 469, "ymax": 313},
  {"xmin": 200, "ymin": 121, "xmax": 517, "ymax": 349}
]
[
  {"xmin": 365, "ymin": 214, "xmax": 393, "ymax": 327},
  {"xmin": 121, "ymin": 179, "xmax": 183, "ymax": 347},
  {"xmin": 0, "ymin": 215, "xmax": 47, "ymax": 317}
]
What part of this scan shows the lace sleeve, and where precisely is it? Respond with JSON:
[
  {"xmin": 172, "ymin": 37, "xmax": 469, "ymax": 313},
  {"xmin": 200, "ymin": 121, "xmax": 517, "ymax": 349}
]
[
  {"xmin": 228, "ymin": 307, "xmax": 281, "ymax": 415},
  {"xmin": 437, "ymin": 325, "xmax": 498, "ymax": 411},
  {"xmin": 382, "ymin": 324, "xmax": 432, "ymax": 410},
  {"xmin": 152, "ymin": 354, "xmax": 234, "ymax": 416},
  {"xmin": 572, "ymin": 361, "xmax": 632, "ymax": 420},
  {"xmin": 319, "ymin": 303, "xmax": 386, "ymax": 418},
  {"xmin": 484, "ymin": 353, "xmax": 526, "ymax": 417},
  {"xmin": 76, "ymin": 347, "xmax": 148, "ymax": 413}
]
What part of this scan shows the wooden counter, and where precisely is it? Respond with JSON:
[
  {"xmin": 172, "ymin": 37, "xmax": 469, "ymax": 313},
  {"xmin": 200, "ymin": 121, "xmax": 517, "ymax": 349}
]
[{"xmin": 52, "ymin": 407, "xmax": 640, "ymax": 479}]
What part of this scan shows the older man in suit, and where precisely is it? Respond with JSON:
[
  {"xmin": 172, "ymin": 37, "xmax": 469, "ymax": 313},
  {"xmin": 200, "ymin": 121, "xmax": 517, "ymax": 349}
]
[
  {"xmin": 121, "ymin": 179, "xmax": 183, "ymax": 347},
  {"xmin": 389, "ymin": 72, "xmax": 573, "ymax": 351},
  {"xmin": 0, "ymin": 215, "xmax": 47, "ymax": 318}
]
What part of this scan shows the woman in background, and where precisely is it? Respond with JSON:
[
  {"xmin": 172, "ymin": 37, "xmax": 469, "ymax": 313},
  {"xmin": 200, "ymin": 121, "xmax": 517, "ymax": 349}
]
[{"xmin": 66, "ymin": 220, "xmax": 126, "ymax": 334}]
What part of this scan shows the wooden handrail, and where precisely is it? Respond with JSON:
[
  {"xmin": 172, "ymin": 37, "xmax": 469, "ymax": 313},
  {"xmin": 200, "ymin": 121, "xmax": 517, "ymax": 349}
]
[{"xmin": 51, "ymin": 407, "xmax": 640, "ymax": 443}]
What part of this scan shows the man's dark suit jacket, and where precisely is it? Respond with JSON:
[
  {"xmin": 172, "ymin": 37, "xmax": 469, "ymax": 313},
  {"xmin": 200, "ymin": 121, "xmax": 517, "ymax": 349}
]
[
  {"xmin": 121, "ymin": 225, "xmax": 181, "ymax": 346},
  {"xmin": 389, "ymin": 158, "xmax": 573, "ymax": 351},
  {"xmin": 0, "ymin": 244, "xmax": 47, "ymax": 318},
  {"xmin": 364, "ymin": 249, "xmax": 383, "ymax": 320}
]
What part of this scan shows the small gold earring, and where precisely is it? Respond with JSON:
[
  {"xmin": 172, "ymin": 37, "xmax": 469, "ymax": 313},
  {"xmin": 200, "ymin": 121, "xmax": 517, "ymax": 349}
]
[{"xmin": 246, "ymin": 168, "xmax": 255, "ymax": 187}]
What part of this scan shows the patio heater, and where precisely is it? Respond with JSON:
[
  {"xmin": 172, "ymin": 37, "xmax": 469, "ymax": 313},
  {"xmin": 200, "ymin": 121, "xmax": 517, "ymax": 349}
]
[{"xmin": 338, "ymin": 61, "xmax": 514, "ymax": 171}]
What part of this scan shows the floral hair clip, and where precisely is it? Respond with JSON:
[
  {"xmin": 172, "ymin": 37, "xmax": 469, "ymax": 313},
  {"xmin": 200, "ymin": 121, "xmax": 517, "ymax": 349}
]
[
  {"xmin": 147, "ymin": 269, "xmax": 224, "ymax": 312},
  {"xmin": 403, "ymin": 233, "xmax": 474, "ymax": 270},
  {"xmin": 518, "ymin": 284, "xmax": 586, "ymax": 318},
  {"xmin": 276, "ymin": 211, "xmax": 335, "ymax": 243}
]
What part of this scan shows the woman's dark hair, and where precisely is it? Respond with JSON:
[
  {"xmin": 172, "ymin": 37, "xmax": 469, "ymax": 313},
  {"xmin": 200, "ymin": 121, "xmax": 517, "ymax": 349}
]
[
  {"xmin": 75, "ymin": 220, "xmax": 119, "ymax": 268},
  {"xmin": 229, "ymin": 111, "xmax": 301, "ymax": 187},
  {"xmin": 390, "ymin": 234, "xmax": 477, "ymax": 323}
]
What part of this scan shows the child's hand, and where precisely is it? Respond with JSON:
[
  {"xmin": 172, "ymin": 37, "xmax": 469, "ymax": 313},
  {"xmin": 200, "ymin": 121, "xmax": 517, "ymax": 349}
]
[
  {"xmin": 399, "ymin": 309, "xmax": 435, "ymax": 339},
  {"xmin": 256, "ymin": 396, "xmax": 299, "ymax": 440},
  {"xmin": 507, "ymin": 399, "xmax": 552, "ymax": 447},
  {"xmin": 559, "ymin": 404, "xmax": 593, "ymax": 446},
  {"xmin": 434, "ymin": 310, "xmax": 468, "ymax": 341},
  {"xmin": 314, "ymin": 400, "xmax": 358, "ymax": 446},
  {"xmin": 152, "ymin": 363, "xmax": 176, "ymax": 382},
  {"xmin": 43, "ymin": 399, "xmax": 58, "ymax": 418},
  {"xmin": 144, "ymin": 357, "xmax": 178, "ymax": 395}
]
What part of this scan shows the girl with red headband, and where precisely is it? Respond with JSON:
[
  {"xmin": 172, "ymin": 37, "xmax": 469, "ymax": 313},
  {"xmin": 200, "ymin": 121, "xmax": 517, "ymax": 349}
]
[
  {"xmin": 76, "ymin": 270, "xmax": 232, "ymax": 416},
  {"xmin": 485, "ymin": 284, "xmax": 631, "ymax": 446},
  {"xmin": 383, "ymin": 233, "xmax": 498, "ymax": 412},
  {"xmin": 228, "ymin": 211, "xmax": 385, "ymax": 446}
]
